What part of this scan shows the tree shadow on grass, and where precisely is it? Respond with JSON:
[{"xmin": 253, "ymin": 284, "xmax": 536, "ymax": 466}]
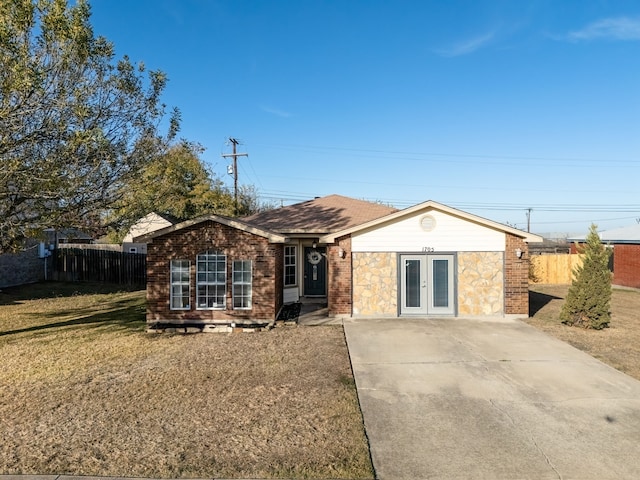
[
  {"xmin": 0, "ymin": 296, "xmax": 146, "ymax": 337},
  {"xmin": 0, "ymin": 281, "xmax": 143, "ymax": 306},
  {"xmin": 529, "ymin": 290, "xmax": 563, "ymax": 317}
]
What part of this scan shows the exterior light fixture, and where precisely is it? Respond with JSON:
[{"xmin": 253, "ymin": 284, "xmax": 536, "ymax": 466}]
[
  {"xmin": 312, "ymin": 241, "xmax": 317, "ymax": 249},
  {"xmin": 338, "ymin": 248, "xmax": 345, "ymax": 258},
  {"xmin": 515, "ymin": 248, "xmax": 523, "ymax": 259}
]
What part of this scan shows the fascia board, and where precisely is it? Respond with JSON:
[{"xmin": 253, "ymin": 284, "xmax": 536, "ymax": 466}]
[
  {"xmin": 134, "ymin": 215, "xmax": 287, "ymax": 243},
  {"xmin": 320, "ymin": 200, "xmax": 544, "ymax": 243}
]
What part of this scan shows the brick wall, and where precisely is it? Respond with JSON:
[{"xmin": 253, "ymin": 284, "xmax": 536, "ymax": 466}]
[
  {"xmin": 146, "ymin": 220, "xmax": 282, "ymax": 324},
  {"xmin": 612, "ymin": 244, "xmax": 640, "ymax": 288},
  {"xmin": 0, "ymin": 242, "xmax": 47, "ymax": 288},
  {"xmin": 504, "ymin": 234, "xmax": 529, "ymax": 315},
  {"xmin": 327, "ymin": 235, "xmax": 352, "ymax": 316}
]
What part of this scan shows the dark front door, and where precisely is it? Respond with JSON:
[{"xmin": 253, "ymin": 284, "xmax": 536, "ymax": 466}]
[{"xmin": 304, "ymin": 247, "xmax": 327, "ymax": 296}]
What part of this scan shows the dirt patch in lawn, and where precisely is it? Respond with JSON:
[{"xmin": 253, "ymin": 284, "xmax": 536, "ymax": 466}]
[
  {"xmin": 0, "ymin": 282, "xmax": 373, "ymax": 479},
  {"xmin": 527, "ymin": 284, "xmax": 640, "ymax": 381}
]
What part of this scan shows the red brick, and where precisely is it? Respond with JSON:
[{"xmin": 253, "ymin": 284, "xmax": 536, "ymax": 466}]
[
  {"xmin": 504, "ymin": 234, "xmax": 530, "ymax": 315},
  {"xmin": 146, "ymin": 220, "xmax": 283, "ymax": 324}
]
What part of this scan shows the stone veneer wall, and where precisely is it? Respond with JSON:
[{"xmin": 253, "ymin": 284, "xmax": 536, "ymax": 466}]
[
  {"xmin": 457, "ymin": 252, "xmax": 504, "ymax": 316},
  {"xmin": 352, "ymin": 252, "xmax": 397, "ymax": 316}
]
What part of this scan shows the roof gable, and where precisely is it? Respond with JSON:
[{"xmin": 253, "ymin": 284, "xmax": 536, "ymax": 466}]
[
  {"xmin": 132, "ymin": 197, "xmax": 542, "ymax": 246},
  {"xmin": 243, "ymin": 194, "xmax": 397, "ymax": 234},
  {"xmin": 321, "ymin": 200, "xmax": 543, "ymax": 243},
  {"xmin": 123, "ymin": 212, "xmax": 178, "ymax": 242},
  {"xmin": 133, "ymin": 214, "xmax": 288, "ymax": 243}
]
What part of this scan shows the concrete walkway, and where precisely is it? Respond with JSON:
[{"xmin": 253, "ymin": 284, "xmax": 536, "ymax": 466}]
[{"xmin": 344, "ymin": 317, "xmax": 640, "ymax": 480}]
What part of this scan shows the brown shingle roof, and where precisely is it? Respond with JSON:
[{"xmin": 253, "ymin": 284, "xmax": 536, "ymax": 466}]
[{"xmin": 243, "ymin": 194, "xmax": 398, "ymax": 234}]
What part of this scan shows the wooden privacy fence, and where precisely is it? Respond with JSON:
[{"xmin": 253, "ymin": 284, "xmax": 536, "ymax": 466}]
[
  {"xmin": 53, "ymin": 248, "xmax": 146, "ymax": 285},
  {"xmin": 530, "ymin": 254, "xmax": 583, "ymax": 285}
]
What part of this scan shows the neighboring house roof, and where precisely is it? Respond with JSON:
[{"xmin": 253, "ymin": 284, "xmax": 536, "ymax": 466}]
[
  {"xmin": 133, "ymin": 214, "xmax": 288, "ymax": 244},
  {"xmin": 123, "ymin": 212, "xmax": 179, "ymax": 243},
  {"xmin": 568, "ymin": 224, "xmax": 640, "ymax": 244},
  {"xmin": 320, "ymin": 200, "xmax": 544, "ymax": 243},
  {"xmin": 243, "ymin": 194, "xmax": 398, "ymax": 235}
]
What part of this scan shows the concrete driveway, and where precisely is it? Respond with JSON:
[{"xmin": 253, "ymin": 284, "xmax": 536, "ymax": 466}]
[{"xmin": 344, "ymin": 317, "xmax": 640, "ymax": 480}]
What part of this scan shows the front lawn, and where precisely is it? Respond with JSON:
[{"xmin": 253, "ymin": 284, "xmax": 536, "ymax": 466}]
[
  {"xmin": 0, "ymin": 282, "xmax": 373, "ymax": 479},
  {"xmin": 527, "ymin": 284, "xmax": 640, "ymax": 381}
]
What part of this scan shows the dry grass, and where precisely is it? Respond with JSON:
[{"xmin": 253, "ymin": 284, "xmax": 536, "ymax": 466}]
[
  {"xmin": 527, "ymin": 284, "xmax": 640, "ymax": 381},
  {"xmin": 0, "ymin": 282, "xmax": 373, "ymax": 479}
]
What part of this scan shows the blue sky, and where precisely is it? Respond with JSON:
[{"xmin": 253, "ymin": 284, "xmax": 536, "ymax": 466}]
[{"xmin": 88, "ymin": 0, "xmax": 640, "ymax": 236}]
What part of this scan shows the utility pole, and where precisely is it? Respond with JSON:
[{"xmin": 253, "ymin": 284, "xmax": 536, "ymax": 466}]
[
  {"xmin": 221, "ymin": 137, "xmax": 248, "ymax": 216},
  {"xmin": 526, "ymin": 208, "xmax": 532, "ymax": 233}
]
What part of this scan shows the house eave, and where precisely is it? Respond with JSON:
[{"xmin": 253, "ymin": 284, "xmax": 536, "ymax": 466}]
[
  {"xmin": 134, "ymin": 215, "xmax": 288, "ymax": 243},
  {"xmin": 320, "ymin": 200, "xmax": 544, "ymax": 244}
]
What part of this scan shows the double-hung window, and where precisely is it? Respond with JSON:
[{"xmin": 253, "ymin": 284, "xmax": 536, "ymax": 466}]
[
  {"xmin": 284, "ymin": 245, "xmax": 296, "ymax": 286},
  {"xmin": 232, "ymin": 260, "xmax": 252, "ymax": 309},
  {"xmin": 197, "ymin": 251, "xmax": 226, "ymax": 309},
  {"xmin": 170, "ymin": 260, "xmax": 190, "ymax": 310}
]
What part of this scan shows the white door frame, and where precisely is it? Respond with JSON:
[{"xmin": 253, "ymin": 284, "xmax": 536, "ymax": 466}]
[{"xmin": 399, "ymin": 253, "xmax": 456, "ymax": 316}]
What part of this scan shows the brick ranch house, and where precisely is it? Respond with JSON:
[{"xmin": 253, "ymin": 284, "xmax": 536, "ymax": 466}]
[{"xmin": 136, "ymin": 194, "xmax": 542, "ymax": 327}]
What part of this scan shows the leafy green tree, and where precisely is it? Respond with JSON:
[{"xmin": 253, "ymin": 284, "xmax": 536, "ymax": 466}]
[
  {"xmin": 107, "ymin": 141, "xmax": 236, "ymax": 239},
  {"xmin": 106, "ymin": 141, "xmax": 274, "ymax": 241},
  {"xmin": 560, "ymin": 224, "xmax": 612, "ymax": 329},
  {"xmin": 0, "ymin": 0, "xmax": 178, "ymax": 253}
]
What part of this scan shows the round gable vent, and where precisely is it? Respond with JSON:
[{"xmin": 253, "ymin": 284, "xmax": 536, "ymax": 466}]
[{"xmin": 420, "ymin": 215, "xmax": 436, "ymax": 232}]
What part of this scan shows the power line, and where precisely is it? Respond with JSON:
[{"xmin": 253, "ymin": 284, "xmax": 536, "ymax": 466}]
[
  {"xmin": 254, "ymin": 142, "xmax": 640, "ymax": 167},
  {"xmin": 256, "ymin": 172, "xmax": 638, "ymax": 196},
  {"xmin": 256, "ymin": 189, "xmax": 640, "ymax": 216}
]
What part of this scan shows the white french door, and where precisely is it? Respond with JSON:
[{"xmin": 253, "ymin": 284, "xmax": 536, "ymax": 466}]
[{"xmin": 400, "ymin": 254, "xmax": 455, "ymax": 315}]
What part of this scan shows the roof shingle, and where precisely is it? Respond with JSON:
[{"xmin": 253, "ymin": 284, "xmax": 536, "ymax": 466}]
[{"xmin": 243, "ymin": 194, "xmax": 398, "ymax": 234}]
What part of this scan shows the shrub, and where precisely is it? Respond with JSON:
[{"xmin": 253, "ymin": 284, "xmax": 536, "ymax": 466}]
[{"xmin": 560, "ymin": 224, "xmax": 611, "ymax": 329}]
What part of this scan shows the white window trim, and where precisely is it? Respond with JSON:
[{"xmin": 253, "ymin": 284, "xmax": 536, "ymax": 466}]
[
  {"xmin": 232, "ymin": 259, "xmax": 252, "ymax": 310},
  {"xmin": 196, "ymin": 252, "xmax": 226, "ymax": 310},
  {"xmin": 284, "ymin": 245, "xmax": 297, "ymax": 287},
  {"xmin": 170, "ymin": 260, "xmax": 190, "ymax": 311}
]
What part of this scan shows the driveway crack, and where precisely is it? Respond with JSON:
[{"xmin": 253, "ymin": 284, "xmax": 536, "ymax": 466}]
[{"xmin": 489, "ymin": 399, "xmax": 563, "ymax": 480}]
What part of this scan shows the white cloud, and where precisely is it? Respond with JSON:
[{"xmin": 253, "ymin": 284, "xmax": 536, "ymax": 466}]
[
  {"xmin": 567, "ymin": 16, "xmax": 640, "ymax": 42},
  {"xmin": 434, "ymin": 31, "xmax": 496, "ymax": 57},
  {"xmin": 260, "ymin": 105, "xmax": 293, "ymax": 118}
]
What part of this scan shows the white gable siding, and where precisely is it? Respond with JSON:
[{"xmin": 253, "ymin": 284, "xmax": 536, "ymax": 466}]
[
  {"xmin": 124, "ymin": 213, "xmax": 173, "ymax": 242},
  {"xmin": 351, "ymin": 210, "xmax": 506, "ymax": 252}
]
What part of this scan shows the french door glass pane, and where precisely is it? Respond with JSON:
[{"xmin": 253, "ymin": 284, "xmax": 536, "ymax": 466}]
[
  {"xmin": 405, "ymin": 259, "xmax": 421, "ymax": 308},
  {"xmin": 432, "ymin": 259, "xmax": 449, "ymax": 307}
]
